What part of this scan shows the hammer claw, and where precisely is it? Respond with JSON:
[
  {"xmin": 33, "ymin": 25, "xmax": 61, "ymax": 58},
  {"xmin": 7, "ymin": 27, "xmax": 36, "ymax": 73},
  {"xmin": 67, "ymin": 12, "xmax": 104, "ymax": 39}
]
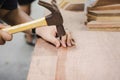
[
  {"xmin": 38, "ymin": 0, "xmax": 55, "ymax": 12},
  {"xmin": 51, "ymin": 0, "xmax": 60, "ymax": 12}
]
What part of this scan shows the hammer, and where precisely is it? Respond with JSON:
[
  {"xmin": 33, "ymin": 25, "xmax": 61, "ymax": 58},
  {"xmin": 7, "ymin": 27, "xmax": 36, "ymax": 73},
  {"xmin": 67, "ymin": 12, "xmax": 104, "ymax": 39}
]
[{"xmin": 2, "ymin": 0, "xmax": 66, "ymax": 38}]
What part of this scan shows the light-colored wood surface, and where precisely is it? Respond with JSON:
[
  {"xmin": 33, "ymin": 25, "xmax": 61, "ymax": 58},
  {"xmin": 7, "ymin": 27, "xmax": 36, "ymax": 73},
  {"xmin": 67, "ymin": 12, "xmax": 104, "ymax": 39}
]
[
  {"xmin": 87, "ymin": 21, "xmax": 120, "ymax": 31},
  {"xmin": 27, "ymin": 10, "xmax": 120, "ymax": 80},
  {"xmin": 59, "ymin": 0, "xmax": 85, "ymax": 11},
  {"xmin": 87, "ymin": 13, "xmax": 120, "ymax": 22},
  {"xmin": 89, "ymin": 10, "xmax": 120, "ymax": 15},
  {"xmin": 87, "ymin": 1, "xmax": 120, "ymax": 30},
  {"xmin": 88, "ymin": 4, "xmax": 120, "ymax": 10},
  {"xmin": 27, "ymin": 39, "xmax": 58, "ymax": 80},
  {"xmin": 92, "ymin": 0, "xmax": 120, "ymax": 7}
]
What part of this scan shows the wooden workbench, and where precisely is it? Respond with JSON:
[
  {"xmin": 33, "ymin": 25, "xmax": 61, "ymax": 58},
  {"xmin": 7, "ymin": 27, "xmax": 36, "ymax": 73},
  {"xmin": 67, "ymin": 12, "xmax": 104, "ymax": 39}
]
[{"xmin": 27, "ymin": 10, "xmax": 120, "ymax": 80}]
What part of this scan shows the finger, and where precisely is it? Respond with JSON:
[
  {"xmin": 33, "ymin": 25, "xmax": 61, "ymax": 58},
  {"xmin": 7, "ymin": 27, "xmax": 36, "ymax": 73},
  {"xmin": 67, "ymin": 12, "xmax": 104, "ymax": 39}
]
[
  {"xmin": 60, "ymin": 35, "xmax": 67, "ymax": 47},
  {"xmin": 1, "ymin": 31, "xmax": 12, "ymax": 41},
  {"xmin": 50, "ymin": 37, "xmax": 60, "ymax": 48},
  {"xmin": 66, "ymin": 32, "xmax": 72, "ymax": 47}
]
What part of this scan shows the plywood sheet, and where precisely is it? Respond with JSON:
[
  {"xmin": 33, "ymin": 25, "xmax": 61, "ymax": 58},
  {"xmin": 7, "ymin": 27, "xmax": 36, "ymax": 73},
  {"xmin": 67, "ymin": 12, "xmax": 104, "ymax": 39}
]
[
  {"xmin": 88, "ymin": 10, "xmax": 120, "ymax": 16},
  {"xmin": 27, "ymin": 10, "xmax": 120, "ymax": 80},
  {"xmin": 27, "ymin": 39, "xmax": 58, "ymax": 80},
  {"xmin": 88, "ymin": 4, "xmax": 120, "ymax": 10},
  {"xmin": 87, "ymin": 21, "xmax": 120, "ymax": 31},
  {"xmin": 87, "ymin": 5, "xmax": 120, "ymax": 28},
  {"xmin": 27, "ymin": 31, "xmax": 120, "ymax": 80},
  {"xmin": 59, "ymin": 0, "xmax": 85, "ymax": 11},
  {"xmin": 92, "ymin": 0, "xmax": 120, "ymax": 7},
  {"xmin": 87, "ymin": 14, "xmax": 120, "ymax": 22}
]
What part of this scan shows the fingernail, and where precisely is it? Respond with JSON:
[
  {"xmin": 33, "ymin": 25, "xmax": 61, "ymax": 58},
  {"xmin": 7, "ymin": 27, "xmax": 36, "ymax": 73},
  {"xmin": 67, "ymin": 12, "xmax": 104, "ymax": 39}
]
[{"xmin": 63, "ymin": 44, "xmax": 66, "ymax": 47}]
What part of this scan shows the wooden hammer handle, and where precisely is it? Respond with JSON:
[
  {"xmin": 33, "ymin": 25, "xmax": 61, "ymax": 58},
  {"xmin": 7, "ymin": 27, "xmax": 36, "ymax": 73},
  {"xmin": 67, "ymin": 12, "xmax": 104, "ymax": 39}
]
[{"xmin": 2, "ymin": 17, "xmax": 47, "ymax": 34}]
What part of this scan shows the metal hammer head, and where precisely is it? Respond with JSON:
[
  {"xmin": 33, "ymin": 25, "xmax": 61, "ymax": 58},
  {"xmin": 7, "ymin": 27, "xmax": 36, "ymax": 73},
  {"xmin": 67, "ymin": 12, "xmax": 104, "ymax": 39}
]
[{"xmin": 38, "ymin": 0, "xmax": 66, "ymax": 37}]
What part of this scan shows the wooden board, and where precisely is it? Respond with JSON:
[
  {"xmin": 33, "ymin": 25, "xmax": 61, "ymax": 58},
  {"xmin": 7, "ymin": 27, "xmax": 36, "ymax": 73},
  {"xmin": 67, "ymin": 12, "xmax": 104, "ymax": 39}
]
[
  {"xmin": 59, "ymin": 0, "xmax": 85, "ymax": 11},
  {"xmin": 88, "ymin": 14, "xmax": 120, "ymax": 22},
  {"xmin": 87, "ymin": 10, "xmax": 120, "ymax": 22},
  {"xmin": 27, "ymin": 39, "xmax": 58, "ymax": 80},
  {"xmin": 87, "ymin": 4, "xmax": 120, "ymax": 28},
  {"xmin": 87, "ymin": 14, "xmax": 120, "ymax": 22},
  {"xmin": 87, "ymin": 21, "xmax": 120, "ymax": 31},
  {"xmin": 88, "ymin": 4, "xmax": 120, "ymax": 10},
  {"xmin": 88, "ymin": 10, "xmax": 120, "ymax": 16},
  {"xmin": 27, "ymin": 31, "xmax": 120, "ymax": 80},
  {"xmin": 87, "ymin": 11, "xmax": 120, "ymax": 22},
  {"xmin": 65, "ymin": 4, "xmax": 84, "ymax": 11},
  {"xmin": 27, "ymin": 10, "xmax": 120, "ymax": 80},
  {"xmin": 92, "ymin": 0, "xmax": 120, "ymax": 7}
]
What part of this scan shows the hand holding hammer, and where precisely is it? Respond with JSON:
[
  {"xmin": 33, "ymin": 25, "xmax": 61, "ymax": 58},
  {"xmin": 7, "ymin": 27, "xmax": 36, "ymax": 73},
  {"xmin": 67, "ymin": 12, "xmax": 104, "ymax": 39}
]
[{"xmin": 1, "ymin": 0, "xmax": 75, "ymax": 47}]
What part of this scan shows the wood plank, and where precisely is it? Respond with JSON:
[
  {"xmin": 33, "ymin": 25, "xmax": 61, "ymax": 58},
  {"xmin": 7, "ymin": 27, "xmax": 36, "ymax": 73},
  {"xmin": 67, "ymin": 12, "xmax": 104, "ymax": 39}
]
[
  {"xmin": 87, "ymin": 21, "xmax": 120, "ymax": 31},
  {"xmin": 92, "ymin": 0, "xmax": 120, "ymax": 7},
  {"xmin": 27, "ymin": 31, "xmax": 120, "ymax": 80},
  {"xmin": 87, "ymin": 6, "xmax": 120, "ymax": 26},
  {"xmin": 27, "ymin": 10, "xmax": 120, "ymax": 80},
  {"xmin": 65, "ymin": 4, "xmax": 84, "ymax": 11},
  {"xmin": 88, "ymin": 4, "xmax": 120, "ymax": 10},
  {"xmin": 27, "ymin": 39, "xmax": 58, "ymax": 80},
  {"xmin": 55, "ymin": 47, "xmax": 67, "ymax": 80},
  {"xmin": 59, "ymin": 0, "xmax": 85, "ymax": 11},
  {"xmin": 88, "ymin": 10, "xmax": 120, "ymax": 16},
  {"xmin": 87, "ymin": 10, "xmax": 120, "ymax": 21},
  {"xmin": 87, "ymin": 14, "xmax": 120, "ymax": 22}
]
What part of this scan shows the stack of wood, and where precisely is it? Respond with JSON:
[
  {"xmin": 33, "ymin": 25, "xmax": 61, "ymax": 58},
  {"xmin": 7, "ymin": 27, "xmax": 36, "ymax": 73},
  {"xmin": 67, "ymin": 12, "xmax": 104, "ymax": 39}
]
[
  {"xmin": 86, "ymin": 0, "xmax": 120, "ymax": 31},
  {"xmin": 59, "ymin": 0, "xmax": 85, "ymax": 11}
]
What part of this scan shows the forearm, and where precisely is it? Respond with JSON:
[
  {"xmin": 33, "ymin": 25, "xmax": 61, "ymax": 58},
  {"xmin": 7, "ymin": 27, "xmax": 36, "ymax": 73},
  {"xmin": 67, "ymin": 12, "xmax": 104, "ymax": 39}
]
[{"xmin": 2, "ymin": 8, "xmax": 33, "ymax": 34}]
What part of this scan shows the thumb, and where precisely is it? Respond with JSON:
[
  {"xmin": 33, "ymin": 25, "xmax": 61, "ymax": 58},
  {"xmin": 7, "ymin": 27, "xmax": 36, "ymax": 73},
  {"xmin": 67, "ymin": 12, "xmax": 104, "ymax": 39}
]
[{"xmin": 1, "ymin": 31, "xmax": 12, "ymax": 41}]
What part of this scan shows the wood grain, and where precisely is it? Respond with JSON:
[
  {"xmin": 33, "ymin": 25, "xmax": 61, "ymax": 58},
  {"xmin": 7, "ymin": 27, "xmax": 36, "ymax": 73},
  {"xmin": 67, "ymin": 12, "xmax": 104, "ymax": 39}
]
[
  {"xmin": 88, "ymin": 10, "xmax": 120, "ymax": 16},
  {"xmin": 27, "ymin": 39, "xmax": 58, "ymax": 80},
  {"xmin": 27, "ymin": 31, "xmax": 120, "ymax": 80},
  {"xmin": 87, "ymin": 10, "xmax": 120, "ymax": 22},
  {"xmin": 55, "ymin": 48, "xmax": 67, "ymax": 80}
]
